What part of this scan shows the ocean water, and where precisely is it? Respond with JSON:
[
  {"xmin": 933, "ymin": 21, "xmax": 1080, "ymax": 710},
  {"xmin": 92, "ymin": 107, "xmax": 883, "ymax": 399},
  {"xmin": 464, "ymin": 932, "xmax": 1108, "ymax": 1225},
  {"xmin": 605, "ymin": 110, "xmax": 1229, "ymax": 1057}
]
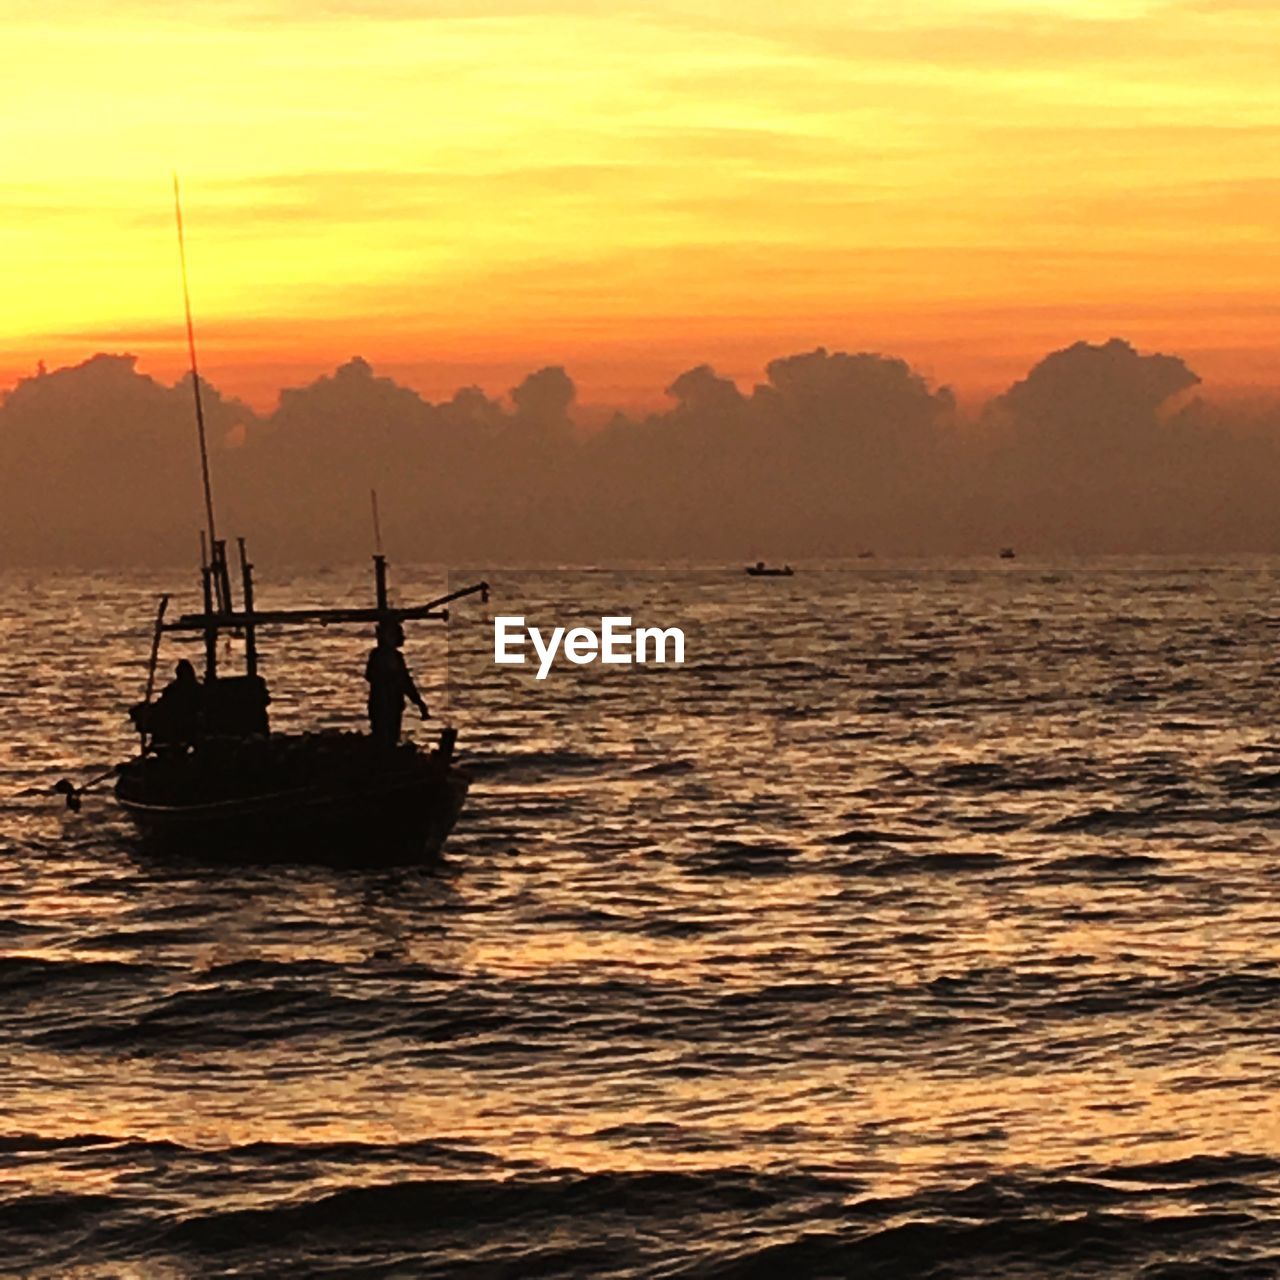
[{"xmin": 4, "ymin": 560, "xmax": 1280, "ymax": 1278}]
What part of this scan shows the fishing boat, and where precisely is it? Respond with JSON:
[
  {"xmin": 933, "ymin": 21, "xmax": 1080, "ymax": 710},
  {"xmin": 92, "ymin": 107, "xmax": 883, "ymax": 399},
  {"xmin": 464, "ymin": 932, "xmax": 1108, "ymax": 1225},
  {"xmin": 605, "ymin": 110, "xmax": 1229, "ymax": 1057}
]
[
  {"xmin": 53, "ymin": 181, "xmax": 490, "ymax": 862},
  {"xmin": 746, "ymin": 561, "xmax": 794, "ymax": 577},
  {"xmin": 999, "ymin": 547, "xmax": 1016, "ymax": 560},
  {"xmin": 104, "ymin": 544, "xmax": 488, "ymax": 861}
]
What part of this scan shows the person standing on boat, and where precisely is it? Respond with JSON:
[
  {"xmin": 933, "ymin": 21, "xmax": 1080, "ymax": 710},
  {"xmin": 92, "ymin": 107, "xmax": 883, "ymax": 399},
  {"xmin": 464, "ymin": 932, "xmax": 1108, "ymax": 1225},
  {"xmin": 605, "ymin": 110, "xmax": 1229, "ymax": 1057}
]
[{"xmin": 365, "ymin": 619, "xmax": 428, "ymax": 749}]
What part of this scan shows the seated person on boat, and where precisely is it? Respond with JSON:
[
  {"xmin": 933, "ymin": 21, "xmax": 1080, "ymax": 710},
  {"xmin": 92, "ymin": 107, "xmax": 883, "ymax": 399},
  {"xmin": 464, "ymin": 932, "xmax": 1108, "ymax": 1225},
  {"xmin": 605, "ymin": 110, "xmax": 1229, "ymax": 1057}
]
[{"xmin": 130, "ymin": 659, "xmax": 203, "ymax": 749}]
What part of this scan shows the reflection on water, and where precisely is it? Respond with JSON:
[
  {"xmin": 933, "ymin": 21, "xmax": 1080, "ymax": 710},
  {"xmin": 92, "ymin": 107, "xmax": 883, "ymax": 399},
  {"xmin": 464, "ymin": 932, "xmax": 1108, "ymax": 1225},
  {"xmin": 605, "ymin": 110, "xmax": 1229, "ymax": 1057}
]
[{"xmin": 4, "ymin": 561, "xmax": 1280, "ymax": 1276}]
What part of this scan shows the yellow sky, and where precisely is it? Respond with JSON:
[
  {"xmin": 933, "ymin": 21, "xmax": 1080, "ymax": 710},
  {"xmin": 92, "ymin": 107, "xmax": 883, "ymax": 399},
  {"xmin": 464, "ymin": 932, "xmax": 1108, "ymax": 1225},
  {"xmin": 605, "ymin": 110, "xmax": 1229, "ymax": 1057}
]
[{"xmin": 2, "ymin": 0, "xmax": 1277, "ymax": 408}]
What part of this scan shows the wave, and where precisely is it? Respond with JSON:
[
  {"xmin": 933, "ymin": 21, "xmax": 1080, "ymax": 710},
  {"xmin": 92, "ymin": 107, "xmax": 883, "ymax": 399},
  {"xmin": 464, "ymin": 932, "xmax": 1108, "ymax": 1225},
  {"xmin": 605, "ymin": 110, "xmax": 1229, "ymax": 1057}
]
[
  {"xmin": 1040, "ymin": 851, "xmax": 1166, "ymax": 877},
  {"xmin": 628, "ymin": 759, "xmax": 698, "ymax": 777},
  {"xmin": 830, "ymin": 828, "xmax": 937, "ymax": 845},
  {"xmin": 685, "ymin": 841, "xmax": 800, "ymax": 876},
  {"xmin": 4, "ymin": 1161, "xmax": 1276, "ymax": 1277},
  {"xmin": 0, "ymin": 955, "xmax": 145, "ymax": 997},
  {"xmin": 834, "ymin": 850, "xmax": 1004, "ymax": 877},
  {"xmin": 463, "ymin": 748, "xmax": 619, "ymax": 781}
]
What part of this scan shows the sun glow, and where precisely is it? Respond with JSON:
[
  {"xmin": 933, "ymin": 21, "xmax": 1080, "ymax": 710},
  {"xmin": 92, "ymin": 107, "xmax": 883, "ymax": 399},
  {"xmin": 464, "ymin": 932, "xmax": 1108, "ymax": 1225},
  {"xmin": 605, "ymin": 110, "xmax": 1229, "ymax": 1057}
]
[{"xmin": 2, "ymin": 0, "xmax": 1278, "ymax": 407}]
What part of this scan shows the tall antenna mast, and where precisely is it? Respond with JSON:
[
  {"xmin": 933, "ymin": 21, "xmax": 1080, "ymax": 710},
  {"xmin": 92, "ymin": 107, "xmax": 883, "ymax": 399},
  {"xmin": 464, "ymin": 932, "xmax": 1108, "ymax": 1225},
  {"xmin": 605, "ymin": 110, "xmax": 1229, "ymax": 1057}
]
[
  {"xmin": 371, "ymin": 487, "xmax": 384, "ymax": 556},
  {"xmin": 173, "ymin": 174, "xmax": 219, "ymax": 573}
]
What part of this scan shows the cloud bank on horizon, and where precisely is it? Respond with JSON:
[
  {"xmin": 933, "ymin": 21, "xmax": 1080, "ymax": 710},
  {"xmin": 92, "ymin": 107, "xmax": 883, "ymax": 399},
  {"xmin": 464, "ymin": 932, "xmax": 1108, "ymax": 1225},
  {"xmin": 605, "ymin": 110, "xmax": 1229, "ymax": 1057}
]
[{"xmin": 5, "ymin": 336, "xmax": 1279, "ymax": 563}]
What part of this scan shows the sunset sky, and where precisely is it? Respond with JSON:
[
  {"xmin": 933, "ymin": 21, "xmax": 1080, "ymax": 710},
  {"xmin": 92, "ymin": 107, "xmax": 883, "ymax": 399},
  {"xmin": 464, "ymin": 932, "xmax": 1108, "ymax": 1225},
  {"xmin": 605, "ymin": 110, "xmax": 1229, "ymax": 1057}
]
[{"xmin": 2, "ymin": 0, "xmax": 1277, "ymax": 410}]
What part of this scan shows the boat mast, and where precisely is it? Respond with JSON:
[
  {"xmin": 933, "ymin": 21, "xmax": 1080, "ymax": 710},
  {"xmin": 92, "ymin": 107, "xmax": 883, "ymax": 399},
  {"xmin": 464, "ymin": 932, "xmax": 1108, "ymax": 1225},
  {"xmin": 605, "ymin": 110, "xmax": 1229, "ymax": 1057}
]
[{"xmin": 173, "ymin": 174, "xmax": 229, "ymax": 616}]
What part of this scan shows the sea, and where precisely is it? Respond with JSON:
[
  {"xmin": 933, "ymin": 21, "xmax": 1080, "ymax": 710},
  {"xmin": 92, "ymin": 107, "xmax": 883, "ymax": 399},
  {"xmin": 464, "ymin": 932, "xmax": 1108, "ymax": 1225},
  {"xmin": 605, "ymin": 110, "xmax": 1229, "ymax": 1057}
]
[{"xmin": 3, "ymin": 559, "xmax": 1280, "ymax": 1278}]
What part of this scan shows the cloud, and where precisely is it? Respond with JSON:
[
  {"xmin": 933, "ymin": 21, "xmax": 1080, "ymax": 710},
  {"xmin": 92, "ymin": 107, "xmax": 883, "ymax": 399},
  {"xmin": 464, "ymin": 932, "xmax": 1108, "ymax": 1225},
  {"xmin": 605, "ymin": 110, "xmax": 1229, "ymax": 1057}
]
[
  {"xmin": 0, "ymin": 354, "xmax": 255, "ymax": 561},
  {"xmin": 5, "ymin": 336, "xmax": 1280, "ymax": 563},
  {"xmin": 510, "ymin": 365, "xmax": 576, "ymax": 431},
  {"xmin": 665, "ymin": 364, "xmax": 745, "ymax": 417},
  {"xmin": 993, "ymin": 336, "xmax": 1199, "ymax": 429},
  {"xmin": 759, "ymin": 347, "xmax": 955, "ymax": 428}
]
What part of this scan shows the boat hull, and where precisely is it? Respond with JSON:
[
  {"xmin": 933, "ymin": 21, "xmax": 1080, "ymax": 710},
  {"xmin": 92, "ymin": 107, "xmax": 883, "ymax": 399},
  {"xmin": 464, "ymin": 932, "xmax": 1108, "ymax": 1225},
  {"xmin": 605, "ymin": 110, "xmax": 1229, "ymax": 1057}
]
[{"xmin": 114, "ymin": 741, "xmax": 470, "ymax": 863}]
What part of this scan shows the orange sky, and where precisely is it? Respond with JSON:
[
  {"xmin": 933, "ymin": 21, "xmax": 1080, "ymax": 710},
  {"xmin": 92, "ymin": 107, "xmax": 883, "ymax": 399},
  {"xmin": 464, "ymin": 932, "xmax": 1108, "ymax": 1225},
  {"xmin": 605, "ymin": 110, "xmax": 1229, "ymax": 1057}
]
[{"xmin": 2, "ymin": 0, "xmax": 1278, "ymax": 410}]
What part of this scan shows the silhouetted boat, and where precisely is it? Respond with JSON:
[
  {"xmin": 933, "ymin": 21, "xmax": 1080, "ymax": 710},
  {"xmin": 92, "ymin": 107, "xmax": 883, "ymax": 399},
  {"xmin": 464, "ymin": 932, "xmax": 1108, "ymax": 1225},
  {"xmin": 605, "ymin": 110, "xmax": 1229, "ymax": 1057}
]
[
  {"xmin": 53, "ymin": 187, "xmax": 490, "ymax": 861},
  {"xmin": 110, "ymin": 549, "xmax": 489, "ymax": 861},
  {"xmin": 999, "ymin": 547, "xmax": 1016, "ymax": 560},
  {"xmin": 746, "ymin": 561, "xmax": 794, "ymax": 577},
  {"xmin": 115, "ymin": 731, "xmax": 467, "ymax": 860}
]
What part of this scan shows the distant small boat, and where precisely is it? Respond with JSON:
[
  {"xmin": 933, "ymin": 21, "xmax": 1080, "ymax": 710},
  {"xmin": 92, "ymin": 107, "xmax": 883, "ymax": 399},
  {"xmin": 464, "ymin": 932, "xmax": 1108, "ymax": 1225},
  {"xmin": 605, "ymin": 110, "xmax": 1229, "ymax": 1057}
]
[
  {"xmin": 856, "ymin": 550, "xmax": 875, "ymax": 560},
  {"xmin": 746, "ymin": 561, "xmax": 794, "ymax": 577},
  {"xmin": 999, "ymin": 547, "xmax": 1016, "ymax": 560}
]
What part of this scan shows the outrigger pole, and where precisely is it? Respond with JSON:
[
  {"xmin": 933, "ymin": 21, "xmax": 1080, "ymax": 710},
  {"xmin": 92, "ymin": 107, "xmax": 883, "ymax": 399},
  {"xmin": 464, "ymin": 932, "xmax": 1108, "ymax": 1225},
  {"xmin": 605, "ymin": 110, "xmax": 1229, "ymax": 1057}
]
[
  {"xmin": 159, "ymin": 579, "xmax": 490, "ymax": 635},
  {"xmin": 174, "ymin": 174, "xmax": 230, "ymax": 615}
]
